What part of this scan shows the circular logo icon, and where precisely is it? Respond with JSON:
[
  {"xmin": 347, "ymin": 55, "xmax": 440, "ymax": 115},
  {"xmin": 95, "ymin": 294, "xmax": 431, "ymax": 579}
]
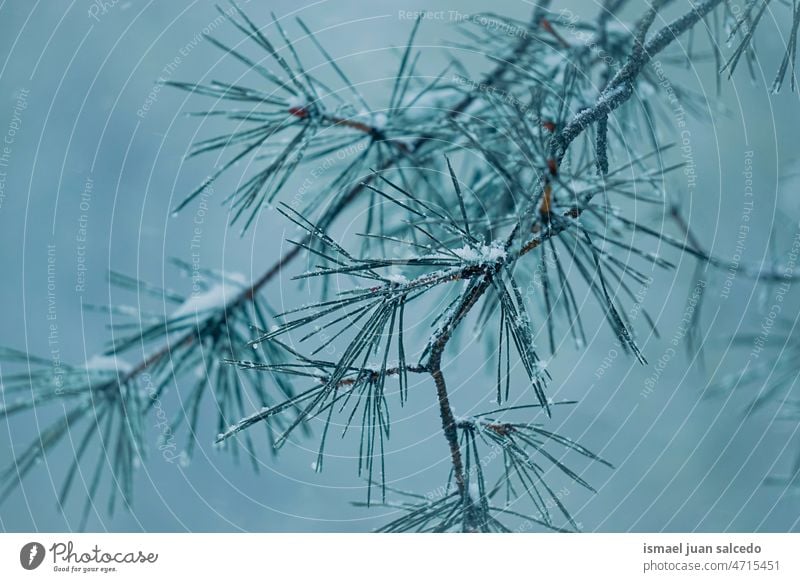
[{"xmin": 20, "ymin": 542, "xmax": 46, "ymax": 570}]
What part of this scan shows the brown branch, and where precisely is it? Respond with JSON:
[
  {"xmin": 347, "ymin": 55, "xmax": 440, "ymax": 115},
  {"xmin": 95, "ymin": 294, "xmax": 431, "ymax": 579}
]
[
  {"xmin": 430, "ymin": 361, "xmax": 466, "ymax": 495},
  {"xmin": 539, "ymin": 17, "xmax": 571, "ymax": 49},
  {"xmin": 333, "ymin": 364, "xmax": 428, "ymax": 387},
  {"xmin": 552, "ymin": 0, "xmax": 724, "ymax": 162}
]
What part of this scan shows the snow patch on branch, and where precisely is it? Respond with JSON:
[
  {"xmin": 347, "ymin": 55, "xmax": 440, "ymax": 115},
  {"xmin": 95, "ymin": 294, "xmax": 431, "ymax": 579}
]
[
  {"xmin": 85, "ymin": 354, "xmax": 133, "ymax": 374},
  {"xmin": 172, "ymin": 273, "xmax": 247, "ymax": 318},
  {"xmin": 287, "ymin": 95, "xmax": 309, "ymax": 110},
  {"xmin": 385, "ymin": 273, "xmax": 409, "ymax": 285},
  {"xmin": 451, "ymin": 241, "xmax": 506, "ymax": 263},
  {"xmin": 372, "ymin": 112, "xmax": 388, "ymax": 131}
]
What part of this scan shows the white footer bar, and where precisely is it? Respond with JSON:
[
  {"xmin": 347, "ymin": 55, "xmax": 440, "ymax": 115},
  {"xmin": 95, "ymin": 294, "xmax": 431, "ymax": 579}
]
[{"xmin": 1, "ymin": 533, "xmax": 798, "ymax": 580}]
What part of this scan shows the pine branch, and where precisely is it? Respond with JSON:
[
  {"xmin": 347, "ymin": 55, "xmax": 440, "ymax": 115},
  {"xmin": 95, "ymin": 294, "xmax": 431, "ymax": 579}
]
[{"xmin": 6, "ymin": 0, "xmax": 800, "ymax": 531}]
